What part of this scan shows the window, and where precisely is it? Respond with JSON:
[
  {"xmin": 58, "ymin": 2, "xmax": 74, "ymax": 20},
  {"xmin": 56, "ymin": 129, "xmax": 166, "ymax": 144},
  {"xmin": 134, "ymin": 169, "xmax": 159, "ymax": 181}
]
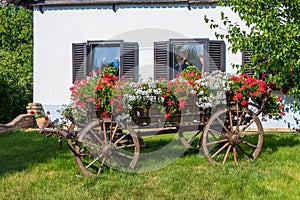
[
  {"xmin": 90, "ymin": 43, "xmax": 120, "ymax": 71},
  {"xmin": 154, "ymin": 39, "xmax": 225, "ymax": 80},
  {"xmin": 72, "ymin": 40, "xmax": 139, "ymax": 82}
]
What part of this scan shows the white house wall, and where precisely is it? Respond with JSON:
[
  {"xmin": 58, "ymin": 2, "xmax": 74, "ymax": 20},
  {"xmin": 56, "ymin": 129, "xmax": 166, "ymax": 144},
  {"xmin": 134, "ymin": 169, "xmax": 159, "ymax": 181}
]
[{"xmin": 33, "ymin": 4, "xmax": 300, "ymax": 129}]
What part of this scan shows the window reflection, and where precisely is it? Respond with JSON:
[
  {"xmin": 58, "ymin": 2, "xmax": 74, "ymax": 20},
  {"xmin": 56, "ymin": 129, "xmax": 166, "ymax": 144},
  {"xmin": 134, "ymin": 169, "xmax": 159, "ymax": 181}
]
[
  {"xmin": 92, "ymin": 46, "xmax": 120, "ymax": 72},
  {"xmin": 173, "ymin": 43, "xmax": 204, "ymax": 74}
]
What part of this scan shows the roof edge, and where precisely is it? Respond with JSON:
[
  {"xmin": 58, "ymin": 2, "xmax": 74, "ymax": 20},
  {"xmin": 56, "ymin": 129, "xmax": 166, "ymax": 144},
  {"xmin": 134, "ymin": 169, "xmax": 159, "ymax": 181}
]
[{"xmin": 8, "ymin": 0, "xmax": 219, "ymax": 7}]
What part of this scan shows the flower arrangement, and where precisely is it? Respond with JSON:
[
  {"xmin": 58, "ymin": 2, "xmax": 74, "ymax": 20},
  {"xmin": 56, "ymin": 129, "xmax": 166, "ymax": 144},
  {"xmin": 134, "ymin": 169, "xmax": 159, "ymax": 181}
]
[
  {"xmin": 114, "ymin": 77, "xmax": 191, "ymax": 119},
  {"xmin": 180, "ymin": 65, "xmax": 202, "ymax": 84},
  {"xmin": 68, "ymin": 64, "xmax": 285, "ymax": 122},
  {"xmin": 262, "ymin": 94, "xmax": 285, "ymax": 120},
  {"xmin": 30, "ymin": 110, "xmax": 51, "ymax": 128},
  {"xmin": 226, "ymin": 73, "xmax": 285, "ymax": 119},
  {"xmin": 70, "ymin": 66, "xmax": 118, "ymax": 119},
  {"xmin": 226, "ymin": 73, "xmax": 267, "ymax": 106},
  {"xmin": 199, "ymin": 71, "xmax": 231, "ymax": 108},
  {"xmin": 94, "ymin": 67, "xmax": 118, "ymax": 118},
  {"xmin": 30, "ymin": 110, "xmax": 50, "ymax": 120},
  {"xmin": 70, "ymin": 70, "xmax": 101, "ymax": 109},
  {"xmin": 165, "ymin": 77, "xmax": 191, "ymax": 114}
]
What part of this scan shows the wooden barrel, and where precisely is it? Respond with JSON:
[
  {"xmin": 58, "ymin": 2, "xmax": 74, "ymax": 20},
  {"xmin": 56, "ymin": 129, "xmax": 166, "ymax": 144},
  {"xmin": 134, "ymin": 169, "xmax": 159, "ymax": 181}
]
[{"xmin": 26, "ymin": 102, "xmax": 44, "ymax": 114}]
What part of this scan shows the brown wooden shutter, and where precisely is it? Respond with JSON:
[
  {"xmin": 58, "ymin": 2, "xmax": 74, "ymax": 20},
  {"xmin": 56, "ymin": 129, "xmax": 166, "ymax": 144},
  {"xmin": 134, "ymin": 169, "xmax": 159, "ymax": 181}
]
[
  {"xmin": 208, "ymin": 40, "xmax": 225, "ymax": 72},
  {"xmin": 120, "ymin": 42, "xmax": 139, "ymax": 82},
  {"xmin": 242, "ymin": 49, "xmax": 252, "ymax": 64},
  {"xmin": 72, "ymin": 43, "xmax": 86, "ymax": 83},
  {"xmin": 154, "ymin": 41, "xmax": 171, "ymax": 80},
  {"xmin": 242, "ymin": 50, "xmax": 254, "ymax": 75}
]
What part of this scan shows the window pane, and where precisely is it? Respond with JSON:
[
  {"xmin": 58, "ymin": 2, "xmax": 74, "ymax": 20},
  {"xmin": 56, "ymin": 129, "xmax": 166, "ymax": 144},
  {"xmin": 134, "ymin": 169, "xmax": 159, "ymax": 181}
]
[
  {"xmin": 92, "ymin": 46, "xmax": 120, "ymax": 71},
  {"xmin": 173, "ymin": 43, "xmax": 204, "ymax": 74}
]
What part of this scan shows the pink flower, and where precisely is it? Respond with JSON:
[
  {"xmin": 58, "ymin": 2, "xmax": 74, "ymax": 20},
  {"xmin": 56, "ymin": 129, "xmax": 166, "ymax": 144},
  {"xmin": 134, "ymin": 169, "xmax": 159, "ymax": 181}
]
[
  {"xmin": 82, "ymin": 79, "xmax": 87, "ymax": 85},
  {"xmin": 117, "ymin": 94, "xmax": 122, "ymax": 99},
  {"xmin": 165, "ymin": 113, "xmax": 171, "ymax": 118},
  {"xmin": 241, "ymin": 100, "xmax": 248, "ymax": 106},
  {"xmin": 167, "ymin": 100, "xmax": 174, "ymax": 105},
  {"xmin": 187, "ymin": 80, "xmax": 194, "ymax": 85},
  {"xmin": 179, "ymin": 100, "xmax": 186, "ymax": 108},
  {"xmin": 230, "ymin": 76, "xmax": 239, "ymax": 82},
  {"xmin": 89, "ymin": 97, "xmax": 95, "ymax": 102},
  {"xmin": 102, "ymin": 112, "xmax": 110, "ymax": 118},
  {"xmin": 236, "ymin": 93, "xmax": 243, "ymax": 99}
]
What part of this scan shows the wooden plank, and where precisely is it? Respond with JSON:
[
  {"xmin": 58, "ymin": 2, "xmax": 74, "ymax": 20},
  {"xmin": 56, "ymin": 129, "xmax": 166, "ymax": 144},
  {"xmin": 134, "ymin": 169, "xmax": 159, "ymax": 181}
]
[{"xmin": 246, "ymin": 127, "xmax": 299, "ymax": 133}]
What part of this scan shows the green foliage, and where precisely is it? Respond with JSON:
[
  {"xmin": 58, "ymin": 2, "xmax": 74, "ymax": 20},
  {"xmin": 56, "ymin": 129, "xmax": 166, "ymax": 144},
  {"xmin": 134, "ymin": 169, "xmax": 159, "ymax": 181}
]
[
  {"xmin": 205, "ymin": 0, "xmax": 300, "ymax": 99},
  {"xmin": 0, "ymin": 4, "xmax": 33, "ymax": 123}
]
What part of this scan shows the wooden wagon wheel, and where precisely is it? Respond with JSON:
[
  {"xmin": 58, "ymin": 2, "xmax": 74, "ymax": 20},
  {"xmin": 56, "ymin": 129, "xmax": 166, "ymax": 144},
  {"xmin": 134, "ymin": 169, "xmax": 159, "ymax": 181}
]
[
  {"xmin": 201, "ymin": 106, "xmax": 264, "ymax": 164},
  {"xmin": 178, "ymin": 127, "xmax": 202, "ymax": 149},
  {"xmin": 73, "ymin": 119, "xmax": 140, "ymax": 176}
]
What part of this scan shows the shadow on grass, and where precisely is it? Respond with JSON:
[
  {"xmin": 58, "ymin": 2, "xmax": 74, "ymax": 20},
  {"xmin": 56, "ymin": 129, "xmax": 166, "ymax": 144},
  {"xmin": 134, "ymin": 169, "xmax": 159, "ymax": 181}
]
[
  {"xmin": 0, "ymin": 130, "xmax": 69, "ymax": 177},
  {"xmin": 262, "ymin": 133, "xmax": 300, "ymax": 153},
  {"xmin": 141, "ymin": 132, "xmax": 300, "ymax": 156},
  {"xmin": 2, "ymin": 130, "xmax": 297, "ymax": 176}
]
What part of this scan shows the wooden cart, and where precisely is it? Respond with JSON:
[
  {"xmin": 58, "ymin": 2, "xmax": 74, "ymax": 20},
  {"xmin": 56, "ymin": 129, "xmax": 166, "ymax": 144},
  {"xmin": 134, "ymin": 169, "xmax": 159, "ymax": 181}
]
[{"xmin": 40, "ymin": 90, "xmax": 271, "ymax": 176}]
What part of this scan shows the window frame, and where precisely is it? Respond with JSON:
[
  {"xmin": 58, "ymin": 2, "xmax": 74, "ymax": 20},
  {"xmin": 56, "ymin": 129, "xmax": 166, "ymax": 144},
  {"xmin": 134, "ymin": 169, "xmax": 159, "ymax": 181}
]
[
  {"xmin": 72, "ymin": 40, "xmax": 139, "ymax": 83},
  {"xmin": 86, "ymin": 40, "xmax": 123, "ymax": 77},
  {"xmin": 154, "ymin": 38, "xmax": 225, "ymax": 80},
  {"xmin": 169, "ymin": 38, "xmax": 209, "ymax": 78}
]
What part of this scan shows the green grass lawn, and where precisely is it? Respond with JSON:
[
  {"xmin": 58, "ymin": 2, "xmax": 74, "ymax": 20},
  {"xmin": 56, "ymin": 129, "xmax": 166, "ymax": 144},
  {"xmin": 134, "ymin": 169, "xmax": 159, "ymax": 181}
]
[{"xmin": 0, "ymin": 130, "xmax": 300, "ymax": 200}]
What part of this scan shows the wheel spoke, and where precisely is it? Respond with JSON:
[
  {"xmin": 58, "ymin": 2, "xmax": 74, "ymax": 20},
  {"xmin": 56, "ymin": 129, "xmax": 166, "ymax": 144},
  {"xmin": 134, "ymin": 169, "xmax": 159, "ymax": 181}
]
[
  {"xmin": 228, "ymin": 110, "xmax": 233, "ymax": 132},
  {"xmin": 89, "ymin": 128, "xmax": 105, "ymax": 146},
  {"xmin": 81, "ymin": 140, "xmax": 102, "ymax": 150},
  {"xmin": 98, "ymin": 157, "xmax": 106, "ymax": 174},
  {"xmin": 234, "ymin": 110, "xmax": 245, "ymax": 133},
  {"xmin": 241, "ymin": 132, "xmax": 259, "ymax": 138},
  {"xmin": 186, "ymin": 130, "xmax": 201, "ymax": 144},
  {"xmin": 222, "ymin": 145, "xmax": 232, "ymax": 164},
  {"xmin": 102, "ymin": 123, "xmax": 108, "ymax": 143},
  {"xmin": 233, "ymin": 146, "xmax": 237, "ymax": 164},
  {"xmin": 116, "ymin": 143, "xmax": 136, "ymax": 149},
  {"xmin": 240, "ymin": 118, "xmax": 255, "ymax": 132},
  {"xmin": 212, "ymin": 142, "xmax": 229, "ymax": 158},
  {"xmin": 208, "ymin": 128, "xmax": 226, "ymax": 137},
  {"xmin": 110, "ymin": 124, "xmax": 119, "ymax": 143},
  {"xmin": 237, "ymin": 144, "xmax": 253, "ymax": 160},
  {"xmin": 112, "ymin": 154, "xmax": 124, "ymax": 167},
  {"xmin": 113, "ymin": 133, "xmax": 130, "ymax": 145},
  {"xmin": 234, "ymin": 105, "xmax": 240, "ymax": 132},
  {"xmin": 86, "ymin": 154, "xmax": 103, "ymax": 169},
  {"xmin": 242, "ymin": 140, "xmax": 257, "ymax": 149},
  {"xmin": 114, "ymin": 150, "xmax": 134, "ymax": 160},
  {"xmin": 207, "ymin": 138, "xmax": 228, "ymax": 146},
  {"xmin": 109, "ymin": 158, "xmax": 112, "ymax": 172},
  {"xmin": 216, "ymin": 117, "xmax": 230, "ymax": 135}
]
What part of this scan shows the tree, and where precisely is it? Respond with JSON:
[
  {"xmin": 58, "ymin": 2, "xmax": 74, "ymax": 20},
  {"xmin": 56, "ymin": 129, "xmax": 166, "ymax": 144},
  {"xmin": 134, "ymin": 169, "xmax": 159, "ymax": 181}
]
[
  {"xmin": 0, "ymin": 4, "xmax": 33, "ymax": 123},
  {"xmin": 205, "ymin": 0, "xmax": 300, "ymax": 99}
]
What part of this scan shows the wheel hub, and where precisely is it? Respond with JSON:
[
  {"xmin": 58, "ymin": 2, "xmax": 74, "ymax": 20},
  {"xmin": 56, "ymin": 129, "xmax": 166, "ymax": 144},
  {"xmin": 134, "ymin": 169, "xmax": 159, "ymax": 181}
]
[
  {"xmin": 102, "ymin": 143, "xmax": 115, "ymax": 158},
  {"xmin": 229, "ymin": 134, "xmax": 242, "ymax": 145}
]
